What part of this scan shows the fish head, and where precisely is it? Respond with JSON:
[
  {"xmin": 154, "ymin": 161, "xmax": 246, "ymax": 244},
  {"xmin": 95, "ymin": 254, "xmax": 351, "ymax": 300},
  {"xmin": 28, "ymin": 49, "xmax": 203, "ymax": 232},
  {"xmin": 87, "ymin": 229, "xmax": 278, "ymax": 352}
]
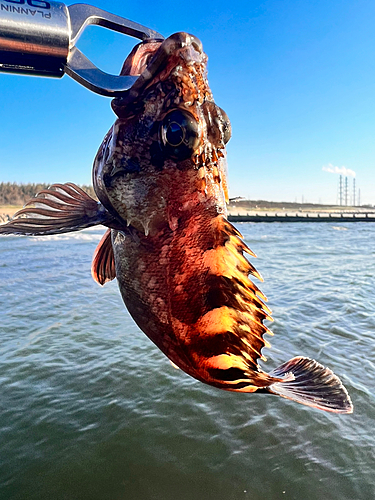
[{"xmin": 93, "ymin": 32, "xmax": 231, "ymax": 235}]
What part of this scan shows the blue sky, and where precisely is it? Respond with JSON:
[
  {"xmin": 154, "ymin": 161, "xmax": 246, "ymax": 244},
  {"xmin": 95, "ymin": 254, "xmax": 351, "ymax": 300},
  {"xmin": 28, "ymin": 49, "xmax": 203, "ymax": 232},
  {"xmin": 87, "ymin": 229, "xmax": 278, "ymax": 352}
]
[{"xmin": 1, "ymin": 0, "xmax": 375, "ymax": 205}]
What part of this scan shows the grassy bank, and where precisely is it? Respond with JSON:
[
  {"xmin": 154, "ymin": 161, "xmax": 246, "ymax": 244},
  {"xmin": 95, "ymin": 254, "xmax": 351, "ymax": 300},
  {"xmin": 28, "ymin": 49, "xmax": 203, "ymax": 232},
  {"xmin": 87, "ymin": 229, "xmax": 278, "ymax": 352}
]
[{"xmin": 0, "ymin": 205, "xmax": 22, "ymax": 221}]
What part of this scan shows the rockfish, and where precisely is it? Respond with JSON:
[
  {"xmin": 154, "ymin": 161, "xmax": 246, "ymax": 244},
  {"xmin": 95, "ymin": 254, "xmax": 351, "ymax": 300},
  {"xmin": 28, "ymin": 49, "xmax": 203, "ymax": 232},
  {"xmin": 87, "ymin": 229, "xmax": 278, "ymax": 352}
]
[{"xmin": 0, "ymin": 33, "xmax": 352, "ymax": 413}]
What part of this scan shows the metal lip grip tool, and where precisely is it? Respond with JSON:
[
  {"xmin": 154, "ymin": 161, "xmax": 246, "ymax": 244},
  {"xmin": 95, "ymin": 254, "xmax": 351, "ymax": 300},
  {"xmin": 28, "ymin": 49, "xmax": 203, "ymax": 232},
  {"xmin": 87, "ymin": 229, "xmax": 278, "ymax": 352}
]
[{"xmin": 0, "ymin": 1, "xmax": 164, "ymax": 96}]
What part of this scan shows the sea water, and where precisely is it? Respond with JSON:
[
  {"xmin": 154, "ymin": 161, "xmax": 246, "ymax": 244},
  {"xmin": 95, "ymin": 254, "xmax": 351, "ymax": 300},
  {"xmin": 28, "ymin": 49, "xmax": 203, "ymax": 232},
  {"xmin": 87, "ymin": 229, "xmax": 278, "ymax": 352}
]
[{"xmin": 0, "ymin": 223, "xmax": 374, "ymax": 500}]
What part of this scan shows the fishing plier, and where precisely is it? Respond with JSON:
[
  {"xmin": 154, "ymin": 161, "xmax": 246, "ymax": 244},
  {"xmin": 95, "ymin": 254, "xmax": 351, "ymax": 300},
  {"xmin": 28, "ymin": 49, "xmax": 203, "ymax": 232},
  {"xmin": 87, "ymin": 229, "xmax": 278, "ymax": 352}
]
[{"xmin": 0, "ymin": 1, "xmax": 164, "ymax": 96}]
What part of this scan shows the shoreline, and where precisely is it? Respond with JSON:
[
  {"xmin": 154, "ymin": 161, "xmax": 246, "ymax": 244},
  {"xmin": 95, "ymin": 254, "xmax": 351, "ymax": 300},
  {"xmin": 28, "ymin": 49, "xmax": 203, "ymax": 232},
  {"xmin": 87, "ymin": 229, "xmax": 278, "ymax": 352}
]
[
  {"xmin": 228, "ymin": 212, "xmax": 375, "ymax": 223},
  {"xmin": 2, "ymin": 204, "xmax": 375, "ymax": 225},
  {"xmin": 0, "ymin": 206, "xmax": 21, "ymax": 223}
]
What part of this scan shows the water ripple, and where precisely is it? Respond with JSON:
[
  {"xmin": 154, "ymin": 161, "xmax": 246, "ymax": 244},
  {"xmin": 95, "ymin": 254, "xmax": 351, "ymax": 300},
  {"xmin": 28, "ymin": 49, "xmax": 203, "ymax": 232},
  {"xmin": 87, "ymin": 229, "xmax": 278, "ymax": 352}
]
[{"xmin": 0, "ymin": 224, "xmax": 374, "ymax": 500}]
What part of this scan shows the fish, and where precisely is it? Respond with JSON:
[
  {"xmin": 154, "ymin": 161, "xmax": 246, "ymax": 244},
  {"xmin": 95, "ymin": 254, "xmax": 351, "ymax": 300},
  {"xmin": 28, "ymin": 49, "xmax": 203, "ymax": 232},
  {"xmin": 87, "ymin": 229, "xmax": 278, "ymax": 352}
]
[{"xmin": 0, "ymin": 32, "xmax": 353, "ymax": 414}]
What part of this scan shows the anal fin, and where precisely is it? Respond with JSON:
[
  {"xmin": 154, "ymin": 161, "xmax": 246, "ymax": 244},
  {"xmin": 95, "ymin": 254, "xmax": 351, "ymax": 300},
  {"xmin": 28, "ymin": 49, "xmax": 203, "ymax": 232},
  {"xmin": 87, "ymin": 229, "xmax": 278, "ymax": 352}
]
[
  {"xmin": 0, "ymin": 183, "xmax": 117, "ymax": 236},
  {"xmin": 267, "ymin": 356, "xmax": 353, "ymax": 414},
  {"xmin": 91, "ymin": 229, "xmax": 116, "ymax": 286}
]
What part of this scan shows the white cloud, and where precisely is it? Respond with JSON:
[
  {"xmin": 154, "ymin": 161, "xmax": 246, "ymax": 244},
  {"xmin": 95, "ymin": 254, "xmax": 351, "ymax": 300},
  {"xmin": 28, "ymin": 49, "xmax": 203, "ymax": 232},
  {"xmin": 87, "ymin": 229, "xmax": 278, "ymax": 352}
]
[{"xmin": 322, "ymin": 163, "xmax": 356, "ymax": 177}]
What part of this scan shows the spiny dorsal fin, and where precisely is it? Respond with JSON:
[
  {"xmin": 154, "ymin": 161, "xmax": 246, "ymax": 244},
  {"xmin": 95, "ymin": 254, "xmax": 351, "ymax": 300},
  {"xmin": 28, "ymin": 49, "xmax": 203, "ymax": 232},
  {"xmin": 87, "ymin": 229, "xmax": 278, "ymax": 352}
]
[
  {"xmin": 91, "ymin": 229, "xmax": 116, "ymax": 286},
  {"xmin": 194, "ymin": 215, "xmax": 272, "ymax": 371},
  {"xmin": 220, "ymin": 217, "xmax": 272, "ymax": 364}
]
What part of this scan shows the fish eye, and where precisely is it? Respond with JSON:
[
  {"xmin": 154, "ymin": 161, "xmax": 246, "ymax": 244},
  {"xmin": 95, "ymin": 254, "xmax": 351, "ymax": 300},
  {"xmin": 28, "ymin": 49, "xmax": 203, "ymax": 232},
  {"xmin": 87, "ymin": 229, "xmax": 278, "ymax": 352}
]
[
  {"xmin": 218, "ymin": 106, "xmax": 232, "ymax": 144},
  {"xmin": 201, "ymin": 100, "xmax": 231, "ymax": 147},
  {"xmin": 160, "ymin": 109, "xmax": 200, "ymax": 160},
  {"xmin": 165, "ymin": 121, "xmax": 185, "ymax": 147}
]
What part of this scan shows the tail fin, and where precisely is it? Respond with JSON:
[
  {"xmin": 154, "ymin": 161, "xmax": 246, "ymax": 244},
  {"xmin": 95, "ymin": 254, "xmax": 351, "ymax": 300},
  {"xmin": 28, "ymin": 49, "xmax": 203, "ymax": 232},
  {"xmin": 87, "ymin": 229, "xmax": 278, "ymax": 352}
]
[{"xmin": 267, "ymin": 356, "xmax": 353, "ymax": 414}]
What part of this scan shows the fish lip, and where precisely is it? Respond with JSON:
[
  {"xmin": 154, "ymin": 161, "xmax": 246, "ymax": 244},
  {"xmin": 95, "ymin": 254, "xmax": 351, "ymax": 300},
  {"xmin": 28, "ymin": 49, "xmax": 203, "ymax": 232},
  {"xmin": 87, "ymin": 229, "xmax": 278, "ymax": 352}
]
[
  {"xmin": 161, "ymin": 32, "xmax": 203, "ymax": 58},
  {"xmin": 137, "ymin": 32, "xmax": 204, "ymax": 79},
  {"xmin": 111, "ymin": 32, "xmax": 205, "ymax": 116}
]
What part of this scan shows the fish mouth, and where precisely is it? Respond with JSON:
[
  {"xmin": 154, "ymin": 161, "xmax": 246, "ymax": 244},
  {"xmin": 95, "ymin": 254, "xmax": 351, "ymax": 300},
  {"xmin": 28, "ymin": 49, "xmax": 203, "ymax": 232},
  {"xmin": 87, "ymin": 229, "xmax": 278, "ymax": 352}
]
[{"xmin": 112, "ymin": 32, "xmax": 207, "ymax": 117}]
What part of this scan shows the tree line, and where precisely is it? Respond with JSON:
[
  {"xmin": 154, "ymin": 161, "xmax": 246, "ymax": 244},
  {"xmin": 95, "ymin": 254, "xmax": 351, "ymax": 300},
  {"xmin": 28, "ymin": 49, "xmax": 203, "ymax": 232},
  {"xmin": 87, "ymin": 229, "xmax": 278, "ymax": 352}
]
[{"xmin": 0, "ymin": 182, "xmax": 96, "ymax": 205}]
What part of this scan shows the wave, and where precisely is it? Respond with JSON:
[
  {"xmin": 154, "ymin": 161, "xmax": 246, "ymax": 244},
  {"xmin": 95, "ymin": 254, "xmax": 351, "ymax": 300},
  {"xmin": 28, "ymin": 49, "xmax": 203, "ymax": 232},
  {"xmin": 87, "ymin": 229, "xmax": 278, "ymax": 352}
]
[{"xmin": 29, "ymin": 226, "xmax": 107, "ymax": 242}]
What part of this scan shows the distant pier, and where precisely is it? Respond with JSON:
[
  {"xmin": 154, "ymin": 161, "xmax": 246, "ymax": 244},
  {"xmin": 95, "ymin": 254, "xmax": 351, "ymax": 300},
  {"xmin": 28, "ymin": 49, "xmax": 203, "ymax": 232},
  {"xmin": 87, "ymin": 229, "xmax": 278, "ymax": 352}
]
[{"xmin": 228, "ymin": 212, "xmax": 375, "ymax": 223}]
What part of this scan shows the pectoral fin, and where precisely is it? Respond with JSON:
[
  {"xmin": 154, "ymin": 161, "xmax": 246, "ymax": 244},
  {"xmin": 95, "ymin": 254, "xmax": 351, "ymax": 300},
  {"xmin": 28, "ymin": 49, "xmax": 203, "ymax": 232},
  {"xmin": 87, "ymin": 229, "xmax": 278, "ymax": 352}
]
[
  {"xmin": 0, "ymin": 183, "xmax": 118, "ymax": 236},
  {"xmin": 91, "ymin": 229, "xmax": 116, "ymax": 285}
]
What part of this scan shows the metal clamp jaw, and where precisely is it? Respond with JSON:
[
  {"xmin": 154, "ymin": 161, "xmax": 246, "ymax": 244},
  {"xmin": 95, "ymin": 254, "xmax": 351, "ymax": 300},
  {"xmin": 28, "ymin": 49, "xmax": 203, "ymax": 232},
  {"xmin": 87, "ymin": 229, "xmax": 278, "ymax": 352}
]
[{"xmin": 0, "ymin": 1, "xmax": 164, "ymax": 96}]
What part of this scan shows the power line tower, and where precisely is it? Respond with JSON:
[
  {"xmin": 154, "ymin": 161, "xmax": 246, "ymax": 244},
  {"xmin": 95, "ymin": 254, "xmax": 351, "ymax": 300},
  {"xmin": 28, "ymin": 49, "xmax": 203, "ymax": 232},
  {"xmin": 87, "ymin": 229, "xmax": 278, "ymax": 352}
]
[
  {"xmin": 352, "ymin": 178, "xmax": 356, "ymax": 206},
  {"xmin": 344, "ymin": 176, "xmax": 348, "ymax": 206},
  {"xmin": 338, "ymin": 175, "xmax": 343, "ymax": 206},
  {"xmin": 358, "ymin": 188, "xmax": 361, "ymax": 207}
]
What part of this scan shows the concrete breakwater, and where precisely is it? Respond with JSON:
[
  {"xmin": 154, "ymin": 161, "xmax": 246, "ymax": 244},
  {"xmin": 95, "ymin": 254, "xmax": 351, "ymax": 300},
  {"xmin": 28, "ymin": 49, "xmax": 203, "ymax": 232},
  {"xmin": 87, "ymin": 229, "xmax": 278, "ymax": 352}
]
[
  {"xmin": 2, "ymin": 206, "xmax": 375, "ymax": 225},
  {"xmin": 228, "ymin": 212, "xmax": 375, "ymax": 223}
]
